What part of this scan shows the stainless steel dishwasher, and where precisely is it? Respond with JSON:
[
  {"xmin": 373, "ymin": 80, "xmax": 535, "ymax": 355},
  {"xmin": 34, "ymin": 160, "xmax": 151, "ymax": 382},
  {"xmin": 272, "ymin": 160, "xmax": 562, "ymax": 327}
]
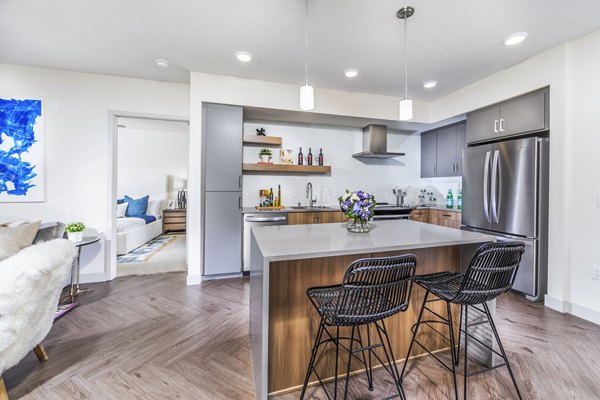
[{"xmin": 243, "ymin": 213, "xmax": 287, "ymax": 271}]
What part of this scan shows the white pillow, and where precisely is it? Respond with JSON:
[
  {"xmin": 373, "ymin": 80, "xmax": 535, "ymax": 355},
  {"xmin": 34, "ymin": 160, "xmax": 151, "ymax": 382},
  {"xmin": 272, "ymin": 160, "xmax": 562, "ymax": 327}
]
[
  {"xmin": 116, "ymin": 202, "xmax": 128, "ymax": 218},
  {"xmin": 146, "ymin": 200, "xmax": 163, "ymax": 218}
]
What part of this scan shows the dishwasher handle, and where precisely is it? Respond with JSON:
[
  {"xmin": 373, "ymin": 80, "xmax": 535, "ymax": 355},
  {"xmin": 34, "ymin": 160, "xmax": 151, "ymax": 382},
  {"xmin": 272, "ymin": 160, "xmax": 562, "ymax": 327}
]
[{"xmin": 245, "ymin": 216, "xmax": 287, "ymax": 223}]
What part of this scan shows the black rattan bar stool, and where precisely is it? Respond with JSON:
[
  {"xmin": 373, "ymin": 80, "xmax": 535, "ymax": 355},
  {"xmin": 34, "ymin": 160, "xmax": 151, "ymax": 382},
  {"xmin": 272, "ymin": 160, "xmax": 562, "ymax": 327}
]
[
  {"xmin": 300, "ymin": 254, "xmax": 417, "ymax": 400},
  {"xmin": 400, "ymin": 241, "xmax": 525, "ymax": 400}
]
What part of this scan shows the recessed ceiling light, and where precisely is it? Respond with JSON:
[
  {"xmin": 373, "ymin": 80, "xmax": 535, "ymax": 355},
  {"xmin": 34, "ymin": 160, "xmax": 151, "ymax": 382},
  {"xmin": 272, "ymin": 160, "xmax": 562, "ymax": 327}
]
[
  {"xmin": 344, "ymin": 68, "xmax": 359, "ymax": 78},
  {"xmin": 423, "ymin": 80, "xmax": 437, "ymax": 89},
  {"xmin": 154, "ymin": 59, "xmax": 169, "ymax": 69},
  {"xmin": 503, "ymin": 32, "xmax": 528, "ymax": 46},
  {"xmin": 235, "ymin": 51, "xmax": 253, "ymax": 62}
]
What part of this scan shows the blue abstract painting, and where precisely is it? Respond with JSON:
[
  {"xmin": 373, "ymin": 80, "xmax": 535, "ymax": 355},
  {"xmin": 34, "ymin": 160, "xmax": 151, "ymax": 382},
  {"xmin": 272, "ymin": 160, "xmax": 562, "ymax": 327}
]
[{"xmin": 0, "ymin": 98, "xmax": 45, "ymax": 202}]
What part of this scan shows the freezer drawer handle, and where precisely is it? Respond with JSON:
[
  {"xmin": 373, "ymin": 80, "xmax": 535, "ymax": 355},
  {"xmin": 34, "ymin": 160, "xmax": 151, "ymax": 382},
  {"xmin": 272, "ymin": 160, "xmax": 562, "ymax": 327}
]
[
  {"xmin": 245, "ymin": 216, "xmax": 287, "ymax": 222},
  {"xmin": 483, "ymin": 151, "xmax": 491, "ymax": 223},
  {"xmin": 491, "ymin": 150, "xmax": 500, "ymax": 224}
]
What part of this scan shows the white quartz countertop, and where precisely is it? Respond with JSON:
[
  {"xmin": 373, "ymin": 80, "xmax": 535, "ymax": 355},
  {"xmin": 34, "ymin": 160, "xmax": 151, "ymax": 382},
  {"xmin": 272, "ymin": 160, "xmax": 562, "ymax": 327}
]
[{"xmin": 252, "ymin": 219, "xmax": 496, "ymax": 262}]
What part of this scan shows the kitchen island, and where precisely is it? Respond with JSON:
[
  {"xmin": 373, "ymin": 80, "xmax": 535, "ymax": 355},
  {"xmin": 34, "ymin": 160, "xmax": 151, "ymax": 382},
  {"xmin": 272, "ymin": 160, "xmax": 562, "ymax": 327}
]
[{"xmin": 249, "ymin": 219, "xmax": 496, "ymax": 399}]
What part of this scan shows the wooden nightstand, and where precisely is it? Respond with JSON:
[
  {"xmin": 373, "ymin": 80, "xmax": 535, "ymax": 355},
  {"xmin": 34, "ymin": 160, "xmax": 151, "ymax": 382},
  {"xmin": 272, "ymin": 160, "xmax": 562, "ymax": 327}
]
[{"xmin": 163, "ymin": 209, "xmax": 187, "ymax": 234}]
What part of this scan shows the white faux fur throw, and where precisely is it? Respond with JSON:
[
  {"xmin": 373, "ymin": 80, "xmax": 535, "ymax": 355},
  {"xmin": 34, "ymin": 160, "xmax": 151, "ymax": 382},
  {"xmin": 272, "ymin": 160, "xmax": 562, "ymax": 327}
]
[{"xmin": 0, "ymin": 239, "xmax": 76, "ymax": 373}]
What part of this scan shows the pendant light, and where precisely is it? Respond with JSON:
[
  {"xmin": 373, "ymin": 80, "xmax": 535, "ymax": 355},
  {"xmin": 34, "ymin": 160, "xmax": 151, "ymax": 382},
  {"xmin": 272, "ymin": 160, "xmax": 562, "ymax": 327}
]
[
  {"xmin": 300, "ymin": 0, "xmax": 314, "ymax": 110},
  {"xmin": 397, "ymin": 6, "xmax": 414, "ymax": 121}
]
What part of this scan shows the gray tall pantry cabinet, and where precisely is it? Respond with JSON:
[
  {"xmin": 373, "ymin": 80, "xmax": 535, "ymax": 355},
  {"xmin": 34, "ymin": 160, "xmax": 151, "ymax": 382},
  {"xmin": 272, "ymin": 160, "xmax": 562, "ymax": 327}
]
[{"xmin": 202, "ymin": 103, "xmax": 243, "ymax": 276}]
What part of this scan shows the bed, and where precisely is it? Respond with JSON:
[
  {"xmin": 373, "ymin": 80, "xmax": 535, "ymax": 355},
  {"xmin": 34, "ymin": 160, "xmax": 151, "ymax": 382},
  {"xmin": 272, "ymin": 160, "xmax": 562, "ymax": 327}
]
[{"xmin": 116, "ymin": 173, "xmax": 168, "ymax": 255}]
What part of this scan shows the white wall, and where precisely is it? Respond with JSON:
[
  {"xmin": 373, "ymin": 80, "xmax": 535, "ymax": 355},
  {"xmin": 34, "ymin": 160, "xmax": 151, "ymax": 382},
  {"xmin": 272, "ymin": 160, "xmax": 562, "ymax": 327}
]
[
  {"xmin": 117, "ymin": 121, "xmax": 189, "ymax": 202},
  {"xmin": 0, "ymin": 64, "xmax": 189, "ymax": 282},
  {"xmin": 429, "ymin": 30, "xmax": 600, "ymax": 324},
  {"xmin": 242, "ymin": 120, "xmax": 461, "ymax": 208}
]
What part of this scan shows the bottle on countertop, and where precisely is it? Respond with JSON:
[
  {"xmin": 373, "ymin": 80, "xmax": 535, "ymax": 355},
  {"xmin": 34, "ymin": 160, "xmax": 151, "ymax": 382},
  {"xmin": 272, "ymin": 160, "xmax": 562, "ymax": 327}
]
[
  {"xmin": 446, "ymin": 189, "xmax": 454, "ymax": 209},
  {"xmin": 457, "ymin": 189, "xmax": 462, "ymax": 210},
  {"xmin": 307, "ymin": 148, "xmax": 313, "ymax": 166},
  {"xmin": 277, "ymin": 185, "xmax": 281, "ymax": 207},
  {"xmin": 298, "ymin": 147, "xmax": 304, "ymax": 165},
  {"xmin": 318, "ymin": 148, "xmax": 324, "ymax": 166},
  {"xmin": 269, "ymin": 187, "xmax": 274, "ymax": 207}
]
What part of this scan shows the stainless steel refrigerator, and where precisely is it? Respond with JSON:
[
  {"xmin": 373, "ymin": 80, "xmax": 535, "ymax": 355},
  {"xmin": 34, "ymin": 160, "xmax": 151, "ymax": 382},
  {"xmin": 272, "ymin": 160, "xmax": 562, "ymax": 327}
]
[{"xmin": 462, "ymin": 136, "xmax": 549, "ymax": 301}]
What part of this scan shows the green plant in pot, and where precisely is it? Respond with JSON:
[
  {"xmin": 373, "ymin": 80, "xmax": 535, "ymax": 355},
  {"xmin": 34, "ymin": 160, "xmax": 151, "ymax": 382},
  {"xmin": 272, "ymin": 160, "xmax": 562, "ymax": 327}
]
[
  {"xmin": 259, "ymin": 148, "xmax": 272, "ymax": 163},
  {"xmin": 66, "ymin": 222, "xmax": 85, "ymax": 242}
]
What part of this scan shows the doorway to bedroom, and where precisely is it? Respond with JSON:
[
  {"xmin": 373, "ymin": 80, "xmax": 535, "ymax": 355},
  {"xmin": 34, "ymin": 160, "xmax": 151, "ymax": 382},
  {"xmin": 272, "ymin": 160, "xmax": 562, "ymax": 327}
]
[{"xmin": 115, "ymin": 117, "xmax": 189, "ymax": 277}]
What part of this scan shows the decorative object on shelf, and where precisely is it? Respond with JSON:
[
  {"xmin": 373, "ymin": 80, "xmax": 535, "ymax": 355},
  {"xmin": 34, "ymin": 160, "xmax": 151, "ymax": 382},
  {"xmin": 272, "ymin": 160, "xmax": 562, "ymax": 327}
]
[
  {"xmin": 256, "ymin": 128, "xmax": 266, "ymax": 136},
  {"xmin": 0, "ymin": 98, "xmax": 45, "ymax": 202},
  {"xmin": 65, "ymin": 222, "xmax": 85, "ymax": 242},
  {"xmin": 299, "ymin": 0, "xmax": 314, "ymax": 110},
  {"xmin": 338, "ymin": 189, "xmax": 376, "ymax": 233},
  {"xmin": 318, "ymin": 148, "xmax": 324, "ymax": 166},
  {"xmin": 279, "ymin": 149, "xmax": 294, "ymax": 164},
  {"xmin": 175, "ymin": 178, "xmax": 187, "ymax": 210},
  {"xmin": 259, "ymin": 148, "xmax": 273, "ymax": 163},
  {"xmin": 167, "ymin": 199, "xmax": 175, "ymax": 209},
  {"xmin": 397, "ymin": 6, "xmax": 414, "ymax": 121},
  {"xmin": 307, "ymin": 147, "xmax": 313, "ymax": 165},
  {"xmin": 298, "ymin": 147, "xmax": 304, "ymax": 165}
]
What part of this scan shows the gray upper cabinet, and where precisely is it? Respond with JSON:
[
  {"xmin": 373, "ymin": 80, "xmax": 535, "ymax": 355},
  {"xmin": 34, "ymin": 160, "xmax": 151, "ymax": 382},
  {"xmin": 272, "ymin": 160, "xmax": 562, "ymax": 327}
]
[
  {"xmin": 203, "ymin": 103, "xmax": 243, "ymax": 192},
  {"xmin": 420, "ymin": 121, "xmax": 467, "ymax": 178},
  {"xmin": 466, "ymin": 88, "xmax": 548, "ymax": 144},
  {"xmin": 421, "ymin": 130, "xmax": 437, "ymax": 178},
  {"xmin": 455, "ymin": 122, "xmax": 466, "ymax": 176}
]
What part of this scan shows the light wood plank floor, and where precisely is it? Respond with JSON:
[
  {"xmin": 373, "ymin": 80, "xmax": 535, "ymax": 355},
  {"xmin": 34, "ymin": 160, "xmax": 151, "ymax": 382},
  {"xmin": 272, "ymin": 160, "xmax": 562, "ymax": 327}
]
[{"xmin": 4, "ymin": 272, "xmax": 600, "ymax": 399}]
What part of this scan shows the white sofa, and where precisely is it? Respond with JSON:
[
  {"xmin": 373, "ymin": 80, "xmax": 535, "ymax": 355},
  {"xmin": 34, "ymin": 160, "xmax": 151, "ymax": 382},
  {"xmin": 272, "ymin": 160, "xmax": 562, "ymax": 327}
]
[{"xmin": 0, "ymin": 239, "xmax": 76, "ymax": 399}]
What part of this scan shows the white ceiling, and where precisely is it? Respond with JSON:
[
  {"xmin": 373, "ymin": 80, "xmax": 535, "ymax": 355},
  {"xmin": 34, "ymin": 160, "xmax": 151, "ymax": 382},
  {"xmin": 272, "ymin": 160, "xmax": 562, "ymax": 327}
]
[{"xmin": 2, "ymin": 0, "xmax": 600, "ymax": 101}]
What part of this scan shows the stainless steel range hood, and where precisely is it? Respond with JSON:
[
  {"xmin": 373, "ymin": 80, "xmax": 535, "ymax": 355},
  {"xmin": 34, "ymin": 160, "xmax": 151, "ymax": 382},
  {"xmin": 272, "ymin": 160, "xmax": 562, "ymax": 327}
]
[{"xmin": 352, "ymin": 124, "xmax": 405, "ymax": 158}]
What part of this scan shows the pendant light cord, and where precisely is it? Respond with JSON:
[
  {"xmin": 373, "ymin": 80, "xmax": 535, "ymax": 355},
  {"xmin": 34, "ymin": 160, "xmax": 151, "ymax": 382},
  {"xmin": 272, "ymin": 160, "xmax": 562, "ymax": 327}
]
[
  {"xmin": 305, "ymin": 0, "xmax": 309, "ymax": 86},
  {"xmin": 403, "ymin": 13, "xmax": 408, "ymax": 100}
]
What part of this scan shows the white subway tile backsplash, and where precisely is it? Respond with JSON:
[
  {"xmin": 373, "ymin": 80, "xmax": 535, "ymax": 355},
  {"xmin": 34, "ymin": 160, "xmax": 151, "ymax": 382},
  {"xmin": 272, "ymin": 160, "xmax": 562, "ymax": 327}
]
[{"xmin": 243, "ymin": 120, "xmax": 461, "ymax": 208}]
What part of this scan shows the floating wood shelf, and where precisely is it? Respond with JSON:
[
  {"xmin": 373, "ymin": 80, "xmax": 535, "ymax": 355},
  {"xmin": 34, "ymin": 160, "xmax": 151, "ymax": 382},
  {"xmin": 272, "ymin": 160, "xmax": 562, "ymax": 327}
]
[
  {"xmin": 243, "ymin": 135, "xmax": 282, "ymax": 146},
  {"xmin": 243, "ymin": 163, "xmax": 331, "ymax": 174}
]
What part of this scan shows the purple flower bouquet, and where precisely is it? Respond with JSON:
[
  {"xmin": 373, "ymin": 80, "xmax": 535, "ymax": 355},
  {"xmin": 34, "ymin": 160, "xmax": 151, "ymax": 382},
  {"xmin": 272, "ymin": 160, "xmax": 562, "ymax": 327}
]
[{"xmin": 338, "ymin": 189, "xmax": 376, "ymax": 232}]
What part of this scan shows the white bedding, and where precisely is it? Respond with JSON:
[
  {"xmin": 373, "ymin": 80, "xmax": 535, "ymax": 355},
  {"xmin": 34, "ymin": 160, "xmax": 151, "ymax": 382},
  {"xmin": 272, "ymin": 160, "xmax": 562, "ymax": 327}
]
[{"xmin": 116, "ymin": 217, "xmax": 145, "ymax": 233}]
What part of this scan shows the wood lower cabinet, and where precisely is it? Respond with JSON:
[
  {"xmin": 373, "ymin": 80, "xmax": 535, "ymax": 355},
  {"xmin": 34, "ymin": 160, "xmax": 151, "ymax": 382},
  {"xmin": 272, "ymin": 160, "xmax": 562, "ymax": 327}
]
[
  {"xmin": 409, "ymin": 209, "xmax": 430, "ymax": 223},
  {"xmin": 410, "ymin": 209, "xmax": 462, "ymax": 229},
  {"xmin": 287, "ymin": 211, "xmax": 346, "ymax": 225},
  {"xmin": 163, "ymin": 209, "xmax": 187, "ymax": 233}
]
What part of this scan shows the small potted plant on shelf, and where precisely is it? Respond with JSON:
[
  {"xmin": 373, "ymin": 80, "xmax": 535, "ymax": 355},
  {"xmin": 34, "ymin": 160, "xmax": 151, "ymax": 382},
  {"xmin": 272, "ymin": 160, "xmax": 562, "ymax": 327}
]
[
  {"xmin": 65, "ymin": 222, "xmax": 85, "ymax": 242},
  {"xmin": 259, "ymin": 148, "xmax": 272, "ymax": 163},
  {"xmin": 256, "ymin": 128, "xmax": 266, "ymax": 136},
  {"xmin": 338, "ymin": 189, "xmax": 376, "ymax": 233}
]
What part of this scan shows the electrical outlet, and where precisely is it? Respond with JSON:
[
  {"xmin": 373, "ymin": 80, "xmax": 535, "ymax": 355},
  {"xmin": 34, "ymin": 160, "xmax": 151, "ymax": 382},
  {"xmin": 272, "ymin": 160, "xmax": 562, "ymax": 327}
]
[{"xmin": 592, "ymin": 265, "xmax": 600, "ymax": 281}]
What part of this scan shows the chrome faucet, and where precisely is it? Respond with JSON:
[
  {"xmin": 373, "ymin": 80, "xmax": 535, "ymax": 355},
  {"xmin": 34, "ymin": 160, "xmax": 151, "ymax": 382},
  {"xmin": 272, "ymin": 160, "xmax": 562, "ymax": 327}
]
[
  {"xmin": 306, "ymin": 182, "xmax": 317, "ymax": 208},
  {"xmin": 392, "ymin": 187, "xmax": 407, "ymax": 207}
]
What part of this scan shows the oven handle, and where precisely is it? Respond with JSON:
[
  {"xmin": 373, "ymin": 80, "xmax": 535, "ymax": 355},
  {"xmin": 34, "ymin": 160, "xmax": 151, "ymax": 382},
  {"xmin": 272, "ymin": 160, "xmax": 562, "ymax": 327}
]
[
  {"xmin": 245, "ymin": 216, "xmax": 287, "ymax": 223},
  {"xmin": 373, "ymin": 215, "xmax": 410, "ymax": 220}
]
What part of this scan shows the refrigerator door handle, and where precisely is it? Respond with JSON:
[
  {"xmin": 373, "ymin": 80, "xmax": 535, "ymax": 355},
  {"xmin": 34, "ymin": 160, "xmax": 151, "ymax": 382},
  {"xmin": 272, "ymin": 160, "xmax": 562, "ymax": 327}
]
[
  {"xmin": 491, "ymin": 150, "xmax": 500, "ymax": 224},
  {"xmin": 483, "ymin": 151, "xmax": 491, "ymax": 223}
]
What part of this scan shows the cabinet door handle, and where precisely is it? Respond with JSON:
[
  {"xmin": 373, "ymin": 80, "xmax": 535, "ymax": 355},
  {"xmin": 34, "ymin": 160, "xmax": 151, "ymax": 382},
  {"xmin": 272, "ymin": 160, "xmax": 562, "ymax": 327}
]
[
  {"xmin": 239, "ymin": 175, "xmax": 243, "ymax": 189},
  {"xmin": 499, "ymin": 118, "xmax": 505, "ymax": 132},
  {"xmin": 443, "ymin": 214, "xmax": 451, "ymax": 218},
  {"xmin": 494, "ymin": 119, "xmax": 499, "ymax": 133},
  {"xmin": 433, "ymin": 164, "xmax": 436, "ymax": 175},
  {"xmin": 238, "ymin": 196, "xmax": 242, "ymax": 210}
]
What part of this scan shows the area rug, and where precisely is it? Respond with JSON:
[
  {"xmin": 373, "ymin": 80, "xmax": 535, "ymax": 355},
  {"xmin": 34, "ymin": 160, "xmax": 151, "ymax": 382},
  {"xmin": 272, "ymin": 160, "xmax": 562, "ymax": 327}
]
[
  {"xmin": 54, "ymin": 302, "xmax": 78, "ymax": 321},
  {"xmin": 117, "ymin": 234, "xmax": 178, "ymax": 263}
]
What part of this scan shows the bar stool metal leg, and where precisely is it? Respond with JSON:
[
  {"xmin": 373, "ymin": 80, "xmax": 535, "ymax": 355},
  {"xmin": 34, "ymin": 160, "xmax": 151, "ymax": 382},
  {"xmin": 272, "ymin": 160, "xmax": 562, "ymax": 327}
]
[
  {"xmin": 463, "ymin": 305, "xmax": 469, "ymax": 400},
  {"xmin": 455, "ymin": 304, "xmax": 463, "ymax": 366},
  {"xmin": 483, "ymin": 302, "xmax": 523, "ymax": 400},
  {"xmin": 357, "ymin": 325, "xmax": 374, "ymax": 391},
  {"xmin": 375, "ymin": 321, "xmax": 405, "ymax": 400},
  {"xmin": 446, "ymin": 302, "xmax": 459, "ymax": 400},
  {"xmin": 301, "ymin": 320, "xmax": 326, "ymax": 400},
  {"xmin": 400, "ymin": 291, "xmax": 429, "ymax": 380}
]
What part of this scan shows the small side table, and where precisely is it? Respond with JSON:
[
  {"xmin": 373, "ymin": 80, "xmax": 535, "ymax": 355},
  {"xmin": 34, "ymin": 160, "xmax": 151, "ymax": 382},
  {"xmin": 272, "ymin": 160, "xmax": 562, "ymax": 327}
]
[
  {"xmin": 66, "ymin": 236, "xmax": 100, "ymax": 303},
  {"xmin": 163, "ymin": 209, "xmax": 187, "ymax": 234}
]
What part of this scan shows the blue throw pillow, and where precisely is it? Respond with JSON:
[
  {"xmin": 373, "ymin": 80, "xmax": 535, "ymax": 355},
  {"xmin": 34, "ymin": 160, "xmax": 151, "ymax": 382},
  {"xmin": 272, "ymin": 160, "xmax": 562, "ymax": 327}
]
[
  {"xmin": 117, "ymin": 198, "xmax": 124, "ymax": 204},
  {"xmin": 124, "ymin": 195, "xmax": 149, "ymax": 216}
]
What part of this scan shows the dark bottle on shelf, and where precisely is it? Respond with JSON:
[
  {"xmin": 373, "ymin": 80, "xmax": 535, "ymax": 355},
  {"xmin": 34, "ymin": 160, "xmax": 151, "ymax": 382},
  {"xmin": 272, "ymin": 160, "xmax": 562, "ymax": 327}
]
[
  {"xmin": 318, "ymin": 148, "xmax": 324, "ymax": 166},
  {"xmin": 298, "ymin": 147, "xmax": 304, "ymax": 165},
  {"xmin": 307, "ymin": 148, "xmax": 313, "ymax": 166}
]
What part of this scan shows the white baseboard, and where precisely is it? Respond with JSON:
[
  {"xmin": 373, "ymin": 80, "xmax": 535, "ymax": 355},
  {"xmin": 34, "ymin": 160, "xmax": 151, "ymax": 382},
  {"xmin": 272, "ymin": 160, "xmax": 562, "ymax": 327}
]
[
  {"xmin": 187, "ymin": 273, "xmax": 202, "ymax": 286},
  {"xmin": 80, "ymin": 272, "xmax": 108, "ymax": 284},
  {"xmin": 571, "ymin": 303, "xmax": 600, "ymax": 326},
  {"xmin": 545, "ymin": 295, "xmax": 600, "ymax": 326},
  {"xmin": 544, "ymin": 294, "xmax": 569, "ymax": 313}
]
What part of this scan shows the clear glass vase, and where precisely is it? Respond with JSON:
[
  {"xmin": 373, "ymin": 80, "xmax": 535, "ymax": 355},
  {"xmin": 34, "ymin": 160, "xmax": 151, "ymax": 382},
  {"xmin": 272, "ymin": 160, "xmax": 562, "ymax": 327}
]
[{"xmin": 347, "ymin": 220, "xmax": 370, "ymax": 233}]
